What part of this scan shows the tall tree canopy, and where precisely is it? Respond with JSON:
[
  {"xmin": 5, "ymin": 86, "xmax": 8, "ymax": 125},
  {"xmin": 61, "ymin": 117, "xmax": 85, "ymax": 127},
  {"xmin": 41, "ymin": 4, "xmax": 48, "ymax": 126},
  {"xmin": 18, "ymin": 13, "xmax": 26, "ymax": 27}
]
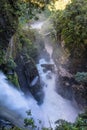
[{"xmin": 52, "ymin": 0, "xmax": 87, "ymax": 58}]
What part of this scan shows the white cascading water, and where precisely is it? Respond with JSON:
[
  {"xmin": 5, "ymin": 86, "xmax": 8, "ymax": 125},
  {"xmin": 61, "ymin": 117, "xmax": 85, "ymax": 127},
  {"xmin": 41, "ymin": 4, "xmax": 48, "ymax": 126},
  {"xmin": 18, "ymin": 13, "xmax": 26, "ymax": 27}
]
[
  {"xmin": 0, "ymin": 21, "xmax": 80, "ymax": 129},
  {"xmin": 31, "ymin": 22, "xmax": 45, "ymax": 29},
  {"xmin": 36, "ymin": 36, "xmax": 79, "ymax": 128},
  {"xmin": 0, "ymin": 72, "xmax": 44, "ymax": 129}
]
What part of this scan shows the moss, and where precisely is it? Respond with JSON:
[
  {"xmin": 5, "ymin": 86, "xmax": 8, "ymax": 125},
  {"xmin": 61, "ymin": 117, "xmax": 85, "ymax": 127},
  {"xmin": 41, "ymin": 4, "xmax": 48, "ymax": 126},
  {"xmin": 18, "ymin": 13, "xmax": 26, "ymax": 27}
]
[
  {"xmin": 7, "ymin": 72, "xmax": 20, "ymax": 88},
  {"xmin": 13, "ymin": 27, "xmax": 38, "ymax": 61},
  {"xmin": 0, "ymin": 47, "xmax": 5, "ymax": 65},
  {"xmin": 0, "ymin": 55, "xmax": 20, "ymax": 88},
  {"xmin": 4, "ymin": 57, "xmax": 20, "ymax": 88},
  {"xmin": 7, "ymin": 57, "xmax": 16, "ymax": 69}
]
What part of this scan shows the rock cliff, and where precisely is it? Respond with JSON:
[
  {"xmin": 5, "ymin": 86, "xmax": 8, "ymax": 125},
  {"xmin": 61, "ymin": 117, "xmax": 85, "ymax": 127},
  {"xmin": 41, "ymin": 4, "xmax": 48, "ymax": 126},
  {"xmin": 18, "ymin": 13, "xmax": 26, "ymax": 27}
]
[
  {"xmin": 0, "ymin": 0, "xmax": 19, "ymax": 48},
  {"xmin": 0, "ymin": 0, "xmax": 43, "ymax": 103},
  {"xmin": 15, "ymin": 53, "xmax": 44, "ymax": 103}
]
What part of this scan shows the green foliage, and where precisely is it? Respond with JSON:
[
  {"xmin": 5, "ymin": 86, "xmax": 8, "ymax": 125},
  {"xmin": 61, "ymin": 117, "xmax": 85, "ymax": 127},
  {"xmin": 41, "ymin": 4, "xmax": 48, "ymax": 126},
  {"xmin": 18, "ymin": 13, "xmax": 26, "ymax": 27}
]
[
  {"xmin": 7, "ymin": 72, "xmax": 20, "ymax": 88},
  {"xmin": 18, "ymin": 0, "xmax": 53, "ymax": 24},
  {"xmin": 75, "ymin": 72, "xmax": 87, "ymax": 83},
  {"xmin": 15, "ymin": 111, "xmax": 87, "ymax": 130},
  {"xmin": 0, "ymin": 50, "xmax": 20, "ymax": 88},
  {"xmin": 52, "ymin": 0, "xmax": 87, "ymax": 58},
  {"xmin": 55, "ymin": 111, "xmax": 87, "ymax": 130},
  {"xmin": 6, "ymin": 57, "xmax": 16, "ymax": 70},
  {"xmin": 24, "ymin": 110, "xmax": 53, "ymax": 129},
  {"xmin": 26, "ymin": 110, "xmax": 32, "ymax": 116},
  {"xmin": 0, "ymin": 57, "xmax": 16, "ymax": 74},
  {"xmin": 44, "ymin": 7, "xmax": 51, "ymax": 18},
  {"xmin": 24, "ymin": 110, "xmax": 37, "ymax": 128},
  {"xmin": 14, "ymin": 27, "xmax": 38, "ymax": 61},
  {"xmin": 20, "ymin": 36, "xmax": 37, "ymax": 60},
  {"xmin": 2, "ymin": 57, "xmax": 20, "ymax": 87},
  {"xmin": 0, "ymin": 111, "xmax": 87, "ymax": 130},
  {"xmin": 0, "ymin": 47, "xmax": 5, "ymax": 65},
  {"xmin": 55, "ymin": 120, "xmax": 74, "ymax": 130},
  {"xmin": 0, "ymin": 0, "xmax": 20, "ymax": 46},
  {"xmin": 24, "ymin": 118, "xmax": 36, "ymax": 128}
]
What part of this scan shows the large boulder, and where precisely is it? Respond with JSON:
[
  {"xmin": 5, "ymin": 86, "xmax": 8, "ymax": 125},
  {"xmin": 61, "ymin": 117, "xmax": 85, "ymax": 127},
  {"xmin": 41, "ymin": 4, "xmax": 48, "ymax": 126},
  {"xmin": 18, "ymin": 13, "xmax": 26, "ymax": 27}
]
[
  {"xmin": 41, "ymin": 63, "xmax": 55, "ymax": 72},
  {"xmin": 15, "ymin": 53, "xmax": 44, "ymax": 104},
  {"xmin": 56, "ymin": 66, "xmax": 76, "ymax": 100}
]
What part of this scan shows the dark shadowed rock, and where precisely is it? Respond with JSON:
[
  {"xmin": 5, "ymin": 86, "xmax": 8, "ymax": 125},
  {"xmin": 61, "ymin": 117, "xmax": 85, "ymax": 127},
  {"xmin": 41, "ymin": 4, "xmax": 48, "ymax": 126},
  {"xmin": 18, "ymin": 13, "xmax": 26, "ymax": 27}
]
[
  {"xmin": 41, "ymin": 63, "xmax": 54, "ymax": 72},
  {"xmin": 56, "ymin": 66, "xmax": 76, "ymax": 100},
  {"xmin": 0, "ymin": 118, "xmax": 12, "ymax": 129},
  {"xmin": 57, "ymin": 66, "xmax": 87, "ymax": 107},
  {"xmin": 72, "ymin": 84, "xmax": 87, "ymax": 108},
  {"xmin": 15, "ymin": 53, "xmax": 44, "ymax": 103},
  {"xmin": 30, "ymin": 76, "xmax": 39, "ymax": 87}
]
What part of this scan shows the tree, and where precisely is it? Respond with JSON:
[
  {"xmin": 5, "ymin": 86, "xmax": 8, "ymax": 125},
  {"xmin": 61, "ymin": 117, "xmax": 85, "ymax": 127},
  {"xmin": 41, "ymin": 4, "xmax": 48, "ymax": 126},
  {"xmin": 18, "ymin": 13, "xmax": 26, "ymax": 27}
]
[
  {"xmin": 52, "ymin": 0, "xmax": 87, "ymax": 59},
  {"xmin": 14, "ymin": 0, "xmax": 55, "ymax": 24}
]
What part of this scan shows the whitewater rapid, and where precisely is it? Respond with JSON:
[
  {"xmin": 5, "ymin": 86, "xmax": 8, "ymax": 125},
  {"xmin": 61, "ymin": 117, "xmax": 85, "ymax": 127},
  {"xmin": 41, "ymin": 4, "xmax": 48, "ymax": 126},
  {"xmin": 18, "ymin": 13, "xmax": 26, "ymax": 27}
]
[{"xmin": 36, "ymin": 53, "xmax": 79, "ymax": 128}]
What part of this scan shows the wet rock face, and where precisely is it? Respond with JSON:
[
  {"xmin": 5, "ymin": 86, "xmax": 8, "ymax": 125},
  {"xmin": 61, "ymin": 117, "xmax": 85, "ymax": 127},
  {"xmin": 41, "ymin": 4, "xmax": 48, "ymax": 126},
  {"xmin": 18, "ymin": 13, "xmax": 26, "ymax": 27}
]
[
  {"xmin": 0, "ymin": 0, "xmax": 18, "ymax": 48},
  {"xmin": 56, "ymin": 76, "xmax": 74, "ymax": 100},
  {"xmin": 72, "ymin": 84, "xmax": 87, "ymax": 108},
  {"xmin": 15, "ymin": 53, "xmax": 44, "ymax": 103},
  {"xmin": 41, "ymin": 64, "xmax": 54, "ymax": 72},
  {"xmin": 57, "ymin": 67, "xmax": 87, "ymax": 107},
  {"xmin": 52, "ymin": 44, "xmax": 87, "ymax": 107},
  {"xmin": 55, "ymin": 66, "xmax": 74, "ymax": 100}
]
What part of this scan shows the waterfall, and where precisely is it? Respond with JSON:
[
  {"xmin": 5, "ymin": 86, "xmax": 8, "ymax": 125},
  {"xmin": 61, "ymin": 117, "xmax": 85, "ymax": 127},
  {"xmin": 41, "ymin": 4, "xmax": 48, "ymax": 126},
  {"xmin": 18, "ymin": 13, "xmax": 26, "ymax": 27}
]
[
  {"xmin": 31, "ymin": 21, "xmax": 80, "ymax": 128},
  {"xmin": 0, "ymin": 63, "xmax": 79, "ymax": 129},
  {"xmin": 0, "ymin": 21, "xmax": 80, "ymax": 130},
  {"xmin": 36, "ymin": 58, "xmax": 79, "ymax": 128},
  {"xmin": 0, "ymin": 72, "xmax": 43, "ymax": 129}
]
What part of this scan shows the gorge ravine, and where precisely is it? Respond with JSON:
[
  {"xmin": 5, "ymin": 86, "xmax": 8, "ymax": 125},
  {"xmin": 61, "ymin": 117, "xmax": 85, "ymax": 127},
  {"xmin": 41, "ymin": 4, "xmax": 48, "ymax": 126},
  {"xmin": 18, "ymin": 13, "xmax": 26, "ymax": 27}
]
[{"xmin": 0, "ymin": 21, "xmax": 80, "ymax": 129}]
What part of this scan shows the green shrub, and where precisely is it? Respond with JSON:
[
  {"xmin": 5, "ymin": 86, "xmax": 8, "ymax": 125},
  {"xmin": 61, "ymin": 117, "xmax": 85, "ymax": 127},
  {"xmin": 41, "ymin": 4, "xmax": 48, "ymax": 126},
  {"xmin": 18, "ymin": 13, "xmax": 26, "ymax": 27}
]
[
  {"xmin": 75, "ymin": 72, "xmax": 87, "ymax": 83},
  {"xmin": 14, "ymin": 27, "xmax": 38, "ymax": 61},
  {"xmin": 52, "ymin": 0, "xmax": 87, "ymax": 58},
  {"xmin": 0, "ymin": 47, "xmax": 5, "ymax": 65},
  {"xmin": 55, "ymin": 111, "xmax": 87, "ymax": 130},
  {"xmin": 7, "ymin": 72, "xmax": 20, "ymax": 88},
  {"xmin": 6, "ymin": 57, "xmax": 16, "ymax": 70}
]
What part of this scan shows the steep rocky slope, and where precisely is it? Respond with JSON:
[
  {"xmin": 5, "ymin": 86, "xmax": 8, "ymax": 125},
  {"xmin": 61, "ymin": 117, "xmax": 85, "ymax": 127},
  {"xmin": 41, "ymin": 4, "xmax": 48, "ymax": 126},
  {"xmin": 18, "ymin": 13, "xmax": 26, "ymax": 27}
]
[{"xmin": 0, "ymin": 0, "xmax": 43, "ymax": 103}]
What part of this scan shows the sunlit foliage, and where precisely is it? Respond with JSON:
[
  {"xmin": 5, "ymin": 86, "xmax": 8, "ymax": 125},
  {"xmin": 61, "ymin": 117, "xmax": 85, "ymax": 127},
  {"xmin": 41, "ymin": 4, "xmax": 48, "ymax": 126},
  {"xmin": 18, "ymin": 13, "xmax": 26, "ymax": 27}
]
[{"xmin": 49, "ymin": 0, "xmax": 71, "ymax": 11}]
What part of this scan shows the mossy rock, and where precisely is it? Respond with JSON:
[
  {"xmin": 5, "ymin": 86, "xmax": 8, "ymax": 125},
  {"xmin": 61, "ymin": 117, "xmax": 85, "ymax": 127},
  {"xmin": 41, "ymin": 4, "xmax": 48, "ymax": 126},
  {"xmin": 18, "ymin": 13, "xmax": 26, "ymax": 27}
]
[{"xmin": 7, "ymin": 72, "xmax": 20, "ymax": 88}]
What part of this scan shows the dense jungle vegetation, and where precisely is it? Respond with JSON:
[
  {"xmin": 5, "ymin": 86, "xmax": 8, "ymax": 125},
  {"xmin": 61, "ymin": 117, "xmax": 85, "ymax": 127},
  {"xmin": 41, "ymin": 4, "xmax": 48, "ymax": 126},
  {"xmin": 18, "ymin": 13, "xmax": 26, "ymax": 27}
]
[{"xmin": 0, "ymin": 0, "xmax": 87, "ymax": 130}]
